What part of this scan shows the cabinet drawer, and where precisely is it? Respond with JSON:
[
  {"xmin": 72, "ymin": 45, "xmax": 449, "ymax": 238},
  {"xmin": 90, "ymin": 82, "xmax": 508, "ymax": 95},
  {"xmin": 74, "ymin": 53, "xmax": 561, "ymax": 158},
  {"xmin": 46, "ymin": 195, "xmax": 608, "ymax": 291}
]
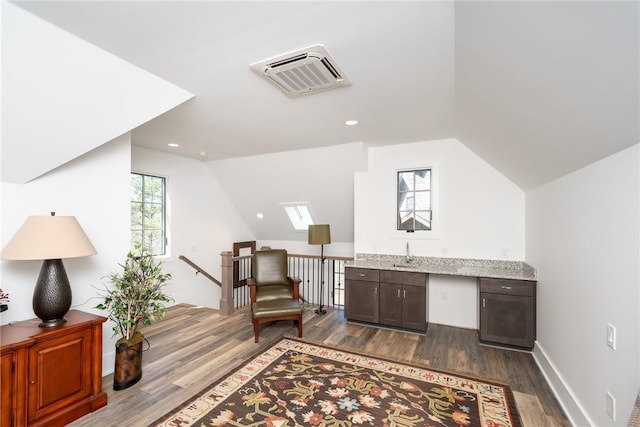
[
  {"xmin": 479, "ymin": 278, "xmax": 535, "ymax": 296},
  {"xmin": 345, "ymin": 267, "xmax": 379, "ymax": 282},
  {"xmin": 380, "ymin": 270, "xmax": 426, "ymax": 287}
]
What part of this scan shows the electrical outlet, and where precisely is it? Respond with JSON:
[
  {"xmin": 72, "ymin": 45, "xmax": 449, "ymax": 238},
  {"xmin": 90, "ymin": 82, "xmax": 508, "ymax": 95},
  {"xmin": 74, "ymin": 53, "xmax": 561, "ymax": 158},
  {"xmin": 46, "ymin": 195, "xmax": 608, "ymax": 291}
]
[
  {"xmin": 606, "ymin": 323, "xmax": 616, "ymax": 350},
  {"xmin": 501, "ymin": 249, "xmax": 509, "ymax": 259},
  {"xmin": 606, "ymin": 391, "xmax": 616, "ymax": 421},
  {"xmin": 441, "ymin": 291, "xmax": 448, "ymax": 300}
]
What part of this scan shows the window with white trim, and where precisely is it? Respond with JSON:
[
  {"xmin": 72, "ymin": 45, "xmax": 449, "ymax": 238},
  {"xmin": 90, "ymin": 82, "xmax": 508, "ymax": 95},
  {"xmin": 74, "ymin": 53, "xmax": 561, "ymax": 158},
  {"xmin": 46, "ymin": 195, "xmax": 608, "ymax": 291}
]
[
  {"xmin": 397, "ymin": 168, "xmax": 432, "ymax": 231},
  {"xmin": 131, "ymin": 173, "xmax": 167, "ymax": 255}
]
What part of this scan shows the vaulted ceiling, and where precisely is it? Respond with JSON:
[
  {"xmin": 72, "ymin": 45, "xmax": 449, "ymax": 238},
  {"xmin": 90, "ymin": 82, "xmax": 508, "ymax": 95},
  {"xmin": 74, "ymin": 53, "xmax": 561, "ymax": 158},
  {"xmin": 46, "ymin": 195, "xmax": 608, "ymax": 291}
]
[{"xmin": 11, "ymin": 1, "xmax": 639, "ymax": 191}]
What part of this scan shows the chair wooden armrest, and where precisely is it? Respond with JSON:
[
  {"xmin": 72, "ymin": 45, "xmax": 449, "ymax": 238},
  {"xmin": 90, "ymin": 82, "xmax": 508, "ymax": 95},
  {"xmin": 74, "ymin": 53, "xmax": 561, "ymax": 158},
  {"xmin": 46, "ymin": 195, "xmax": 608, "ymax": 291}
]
[
  {"xmin": 288, "ymin": 276, "xmax": 301, "ymax": 300},
  {"xmin": 248, "ymin": 277, "xmax": 257, "ymax": 302}
]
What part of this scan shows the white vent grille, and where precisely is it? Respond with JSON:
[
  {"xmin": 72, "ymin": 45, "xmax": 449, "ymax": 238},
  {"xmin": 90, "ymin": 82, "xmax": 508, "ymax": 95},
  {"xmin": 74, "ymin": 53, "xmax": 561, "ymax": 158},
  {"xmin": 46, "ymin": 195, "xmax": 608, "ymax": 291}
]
[{"xmin": 250, "ymin": 44, "xmax": 351, "ymax": 97}]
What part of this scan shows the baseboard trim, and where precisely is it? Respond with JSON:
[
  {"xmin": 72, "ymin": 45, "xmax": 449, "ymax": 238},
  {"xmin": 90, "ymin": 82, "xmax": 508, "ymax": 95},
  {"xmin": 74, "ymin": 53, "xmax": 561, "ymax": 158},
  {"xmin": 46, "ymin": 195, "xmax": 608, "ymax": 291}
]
[{"xmin": 532, "ymin": 341, "xmax": 593, "ymax": 427}]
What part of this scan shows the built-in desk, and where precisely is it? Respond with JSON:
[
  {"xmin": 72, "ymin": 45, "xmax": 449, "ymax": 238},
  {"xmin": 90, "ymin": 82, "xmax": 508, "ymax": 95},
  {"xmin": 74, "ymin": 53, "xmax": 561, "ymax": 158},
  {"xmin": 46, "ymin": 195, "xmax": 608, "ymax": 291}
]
[{"xmin": 345, "ymin": 254, "xmax": 537, "ymax": 349}]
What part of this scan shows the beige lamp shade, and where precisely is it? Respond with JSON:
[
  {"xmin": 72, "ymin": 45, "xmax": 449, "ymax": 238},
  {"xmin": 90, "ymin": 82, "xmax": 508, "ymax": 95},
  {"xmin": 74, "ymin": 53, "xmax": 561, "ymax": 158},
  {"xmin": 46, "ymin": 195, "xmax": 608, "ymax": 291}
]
[
  {"xmin": 308, "ymin": 224, "xmax": 331, "ymax": 245},
  {"xmin": 1, "ymin": 214, "xmax": 97, "ymax": 260}
]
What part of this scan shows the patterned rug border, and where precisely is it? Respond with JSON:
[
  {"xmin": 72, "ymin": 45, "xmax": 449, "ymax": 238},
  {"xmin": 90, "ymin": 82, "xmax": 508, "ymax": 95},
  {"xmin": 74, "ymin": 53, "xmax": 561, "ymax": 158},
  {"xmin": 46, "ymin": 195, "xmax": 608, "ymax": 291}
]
[{"xmin": 150, "ymin": 336, "xmax": 523, "ymax": 427}]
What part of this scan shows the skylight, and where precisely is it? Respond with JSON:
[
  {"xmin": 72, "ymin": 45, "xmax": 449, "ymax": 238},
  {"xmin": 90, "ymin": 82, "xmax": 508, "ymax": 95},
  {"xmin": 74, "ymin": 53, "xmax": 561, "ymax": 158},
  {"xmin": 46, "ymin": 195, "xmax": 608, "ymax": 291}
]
[{"xmin": 281, "ymin": 202, "xmax": 315, "ymax": 231}]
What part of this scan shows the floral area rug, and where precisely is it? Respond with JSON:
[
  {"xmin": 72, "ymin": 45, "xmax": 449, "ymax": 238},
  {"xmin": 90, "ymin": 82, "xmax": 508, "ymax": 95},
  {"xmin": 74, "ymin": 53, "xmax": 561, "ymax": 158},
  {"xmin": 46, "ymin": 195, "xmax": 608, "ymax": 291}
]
[{"xmin": 151, "ymin": 338, "xmax": 521, "ymax": 427}]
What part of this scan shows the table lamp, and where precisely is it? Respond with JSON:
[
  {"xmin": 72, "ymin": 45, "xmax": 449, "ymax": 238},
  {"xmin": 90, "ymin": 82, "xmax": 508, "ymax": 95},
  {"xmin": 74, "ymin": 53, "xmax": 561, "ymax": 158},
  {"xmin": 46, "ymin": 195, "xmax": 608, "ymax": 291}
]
[
  {"xmin": 1, "ymin": 212, "xmax": 97, "ymax": 327},
  {"xmin": 308, "ymin": 224, "xmax": 331, "ymax": 315}
]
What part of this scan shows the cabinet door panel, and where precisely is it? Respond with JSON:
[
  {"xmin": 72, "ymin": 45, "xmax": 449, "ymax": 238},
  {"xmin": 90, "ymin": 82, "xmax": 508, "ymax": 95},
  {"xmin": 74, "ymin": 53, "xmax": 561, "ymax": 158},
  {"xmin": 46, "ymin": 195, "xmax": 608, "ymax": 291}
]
[
  {"xmin": 480, "ymin": 293, "xmax": 534, "ymax": 348},
  {"xmin": 28, "ymin": 329, "xmax": 92, "ymax": 422},
  {"xmin": 1, "ymin": 353, "xmax": 13, "ymax": 427},
  {"xmin": 379, "ymin": 283, "xmax": 402, "ymax": 327},
  {"xmin": 402, "ymin": 285, "xmax": 427, "ymax": 331},
  {"xmin": 345, "ymin": 280, "xmax": 379, "ymax": 323}
]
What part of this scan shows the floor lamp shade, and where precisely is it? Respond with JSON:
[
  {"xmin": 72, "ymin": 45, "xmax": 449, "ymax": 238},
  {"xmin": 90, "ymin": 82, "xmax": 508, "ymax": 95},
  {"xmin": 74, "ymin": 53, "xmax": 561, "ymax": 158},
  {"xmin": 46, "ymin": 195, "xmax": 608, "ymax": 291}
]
[
  {"xmin": 308, "ymin": 224, "xmax": 331, "ymax": 246},
  {"xmin": 1, "ymin": 214, "xmax": 97, "ymax": 327}
]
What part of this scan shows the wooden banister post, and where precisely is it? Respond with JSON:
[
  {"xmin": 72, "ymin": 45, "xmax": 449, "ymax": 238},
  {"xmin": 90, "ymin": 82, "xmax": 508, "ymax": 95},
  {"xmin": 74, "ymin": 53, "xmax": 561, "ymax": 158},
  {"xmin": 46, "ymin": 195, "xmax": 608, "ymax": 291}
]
[{"xmin": 220, "ymin": 251, "xmax": 234, "ymax": 315}]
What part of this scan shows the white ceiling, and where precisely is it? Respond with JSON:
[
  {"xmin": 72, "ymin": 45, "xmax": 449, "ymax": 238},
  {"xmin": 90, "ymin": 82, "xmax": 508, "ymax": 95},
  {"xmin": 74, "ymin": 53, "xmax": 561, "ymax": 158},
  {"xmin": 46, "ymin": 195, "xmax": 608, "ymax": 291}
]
[{"xmin": 12, "ymin": 1, "xmax": 639, "ymax": 191}]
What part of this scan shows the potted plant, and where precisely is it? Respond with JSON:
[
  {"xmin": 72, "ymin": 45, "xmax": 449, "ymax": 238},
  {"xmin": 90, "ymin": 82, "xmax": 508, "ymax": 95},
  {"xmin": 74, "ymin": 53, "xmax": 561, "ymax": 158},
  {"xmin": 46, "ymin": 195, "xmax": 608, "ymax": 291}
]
[{"xmin": 95, "ymin": 244, "xmax": 173, "ymax": 390}]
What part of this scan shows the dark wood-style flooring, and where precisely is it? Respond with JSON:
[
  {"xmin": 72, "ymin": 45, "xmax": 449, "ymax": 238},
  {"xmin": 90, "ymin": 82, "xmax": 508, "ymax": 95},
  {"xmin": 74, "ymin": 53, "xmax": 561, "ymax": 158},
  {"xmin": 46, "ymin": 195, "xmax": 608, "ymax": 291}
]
[{"xmin": 68, "ymin": 303, "xmax": 570, "ymax": 426}]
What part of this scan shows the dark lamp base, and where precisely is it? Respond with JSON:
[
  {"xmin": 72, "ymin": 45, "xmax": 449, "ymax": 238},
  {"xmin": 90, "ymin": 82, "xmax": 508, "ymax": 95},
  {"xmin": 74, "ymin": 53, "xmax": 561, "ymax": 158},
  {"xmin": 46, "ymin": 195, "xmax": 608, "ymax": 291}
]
[
  {"xmin": 314, "ymin": 306, "xmax": 327, "ymax": 315},
  {"xmin": 38, "ymin": 317, "xmax": 68, "ymax": 327},
  {"xmin": 33, "ymin": 259, "xmax": 73, "ymax": 328}
]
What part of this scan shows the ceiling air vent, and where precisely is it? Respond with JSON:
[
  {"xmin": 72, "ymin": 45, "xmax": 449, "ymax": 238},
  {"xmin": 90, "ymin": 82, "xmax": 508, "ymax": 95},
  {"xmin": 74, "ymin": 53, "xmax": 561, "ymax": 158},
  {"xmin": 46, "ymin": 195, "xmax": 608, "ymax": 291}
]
[{"xmin": 250, "ymin": 44, "xmax": 351, "ymax": 97}]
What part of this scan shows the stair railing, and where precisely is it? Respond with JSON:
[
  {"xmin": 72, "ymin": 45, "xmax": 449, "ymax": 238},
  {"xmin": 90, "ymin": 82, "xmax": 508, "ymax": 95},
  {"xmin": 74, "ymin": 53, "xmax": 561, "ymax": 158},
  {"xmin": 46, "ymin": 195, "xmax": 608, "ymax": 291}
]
[
  {"xmin": 179, "ymin": 255, "xmax": 222, "ymax": 287},
  {"xmin": 220, "ymin": 251, "xmax": 352, "ymax": 315}
]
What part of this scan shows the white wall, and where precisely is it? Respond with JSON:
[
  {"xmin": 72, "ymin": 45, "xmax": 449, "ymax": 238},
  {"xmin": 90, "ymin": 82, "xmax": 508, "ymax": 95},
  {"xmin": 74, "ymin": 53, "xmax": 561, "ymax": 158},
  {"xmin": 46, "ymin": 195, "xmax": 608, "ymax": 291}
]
[
  {"xmin": 208, "ymin": 142, "xmax": 369, "ymax": 244},
  {"xmin": 526, "ymin": 144, "xmax": 639, "ymax": 426},
  {"xmin": 2, "ymin": 2, "xmax": 192, "ymax": 184},
  {"xmin": 0, "ymin": 135, "xmax": 131, "ymax": 373},
  {"xmin": 132, "ymin": 146, "xmax": 255, "ymax": 309},
  {"xmin": 354, "ymin": 138, "xmax": 525, "ymax": 328}
]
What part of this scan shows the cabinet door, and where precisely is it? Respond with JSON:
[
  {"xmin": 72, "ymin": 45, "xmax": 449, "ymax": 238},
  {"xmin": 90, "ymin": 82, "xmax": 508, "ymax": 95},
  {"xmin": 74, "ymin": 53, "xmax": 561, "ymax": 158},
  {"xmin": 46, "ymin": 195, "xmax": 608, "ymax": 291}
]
[
  {"xmin": 1, "ymin": 352, "xmax": 13, "ymax": 427},
  {"xmin": 28, "ymin": 328, "xmax": 92, "ymax": 422},
  {"xmin": 480, "ymin": 293, "xmax": 534, "ymax": 349},
  {"xmin": 345, "ymin": 280, "xmax": 379, "ymax": 323},
  {"xmin": 401, "ymin": 284, "xmax": 427, "ymax": 331},
  {"xmin": 379, "ymin": 282, "xmax": 402, "ymax": 327}
]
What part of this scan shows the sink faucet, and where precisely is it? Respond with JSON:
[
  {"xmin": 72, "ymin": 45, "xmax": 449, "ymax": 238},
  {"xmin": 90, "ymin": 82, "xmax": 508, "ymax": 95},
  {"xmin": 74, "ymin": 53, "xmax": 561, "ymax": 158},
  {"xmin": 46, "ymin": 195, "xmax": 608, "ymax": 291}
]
[{"xmin": 406, "ymin": 241, "xmax": 411, "ymax": 263}]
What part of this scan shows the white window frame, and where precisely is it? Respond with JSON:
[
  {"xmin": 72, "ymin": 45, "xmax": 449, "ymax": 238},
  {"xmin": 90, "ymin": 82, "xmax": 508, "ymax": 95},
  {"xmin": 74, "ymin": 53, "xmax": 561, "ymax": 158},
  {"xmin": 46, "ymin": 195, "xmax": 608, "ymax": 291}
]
[
  {"xmin": 393, "ymin": 164, "xmax": 440, "ymax": 240},
  {"xmin": 131, "ymin": 172, "xmax": 169, "ymax": 257}
]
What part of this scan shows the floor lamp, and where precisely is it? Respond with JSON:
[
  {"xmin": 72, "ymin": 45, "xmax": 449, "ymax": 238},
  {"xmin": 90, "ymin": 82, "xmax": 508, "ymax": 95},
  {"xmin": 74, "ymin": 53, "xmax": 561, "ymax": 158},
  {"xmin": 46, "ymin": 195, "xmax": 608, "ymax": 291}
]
[{"xmin": 308, "ymin": 224, "xmax": 331, "ymax": 315}]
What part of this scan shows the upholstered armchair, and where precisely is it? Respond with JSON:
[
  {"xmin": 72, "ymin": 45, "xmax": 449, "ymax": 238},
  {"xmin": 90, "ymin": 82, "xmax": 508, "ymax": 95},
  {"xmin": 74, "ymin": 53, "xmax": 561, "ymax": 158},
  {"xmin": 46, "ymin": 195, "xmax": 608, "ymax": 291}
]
[{"xmin": 248, "ymin": 249, "xmax": 302, "ymax": 343}]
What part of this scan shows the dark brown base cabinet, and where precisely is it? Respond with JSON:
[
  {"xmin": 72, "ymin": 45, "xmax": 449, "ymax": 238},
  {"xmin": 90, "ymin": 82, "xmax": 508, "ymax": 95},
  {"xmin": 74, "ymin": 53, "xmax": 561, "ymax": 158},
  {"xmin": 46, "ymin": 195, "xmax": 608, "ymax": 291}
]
[
  {"xmin": 0, "ymin": 310, "xmax": 107, "ymax": 427},
  {"xmin": 345, "ymin": 267, "xmax": 428, "ymax": 333},
  {"xmin": 344, "ymin": 268, "xmax": 380, "ymax": 324},
  {"xmin": 479, "ymin": 278, "xmax": 536, "ymax": 349}
]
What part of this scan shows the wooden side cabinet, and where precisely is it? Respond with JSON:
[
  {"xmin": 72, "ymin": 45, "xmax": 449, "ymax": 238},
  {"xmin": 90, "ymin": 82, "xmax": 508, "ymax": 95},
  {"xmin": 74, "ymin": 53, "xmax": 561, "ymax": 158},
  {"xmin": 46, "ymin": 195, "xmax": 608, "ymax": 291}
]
[
  {"xmin": 0, "ymin": 310, "xmax": 107, "ymax": 427},
  {"xmin": 479, "ymin": 278, "xmax": 536, "ymax": 349}
]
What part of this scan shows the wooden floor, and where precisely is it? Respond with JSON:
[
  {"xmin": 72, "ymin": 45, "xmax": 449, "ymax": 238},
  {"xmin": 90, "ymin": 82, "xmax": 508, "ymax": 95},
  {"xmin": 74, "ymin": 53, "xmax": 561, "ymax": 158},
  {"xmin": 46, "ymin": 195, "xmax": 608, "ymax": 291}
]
[{"xmin": 69, "ymin": 303, "xmax": 570, "ymax": 427}]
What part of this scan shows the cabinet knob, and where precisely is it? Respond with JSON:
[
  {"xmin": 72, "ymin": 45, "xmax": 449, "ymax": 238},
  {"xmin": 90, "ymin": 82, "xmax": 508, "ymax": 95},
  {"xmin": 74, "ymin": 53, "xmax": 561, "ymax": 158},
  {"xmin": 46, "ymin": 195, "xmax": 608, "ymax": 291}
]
[{"xmin": 30, "ymin": 380, "xmax": 36, "ymax": 384}]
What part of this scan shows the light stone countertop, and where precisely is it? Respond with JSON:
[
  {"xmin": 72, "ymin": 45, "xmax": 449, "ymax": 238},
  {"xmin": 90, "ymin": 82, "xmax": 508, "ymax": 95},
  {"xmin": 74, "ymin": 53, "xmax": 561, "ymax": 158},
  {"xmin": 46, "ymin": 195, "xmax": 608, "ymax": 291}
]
[{"xmin": 346, "ymin": 253, "xmax": 537, "ymax": 281}]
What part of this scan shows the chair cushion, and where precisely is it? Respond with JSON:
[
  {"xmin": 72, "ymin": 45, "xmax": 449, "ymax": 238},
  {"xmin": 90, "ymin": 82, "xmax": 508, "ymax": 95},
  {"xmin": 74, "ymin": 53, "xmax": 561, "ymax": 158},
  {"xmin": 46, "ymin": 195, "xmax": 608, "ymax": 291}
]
[
  {"xmin": 254, "ymin": 249, "xmax": 288, "ymax": 286},
  {"xmin": 255, "ymin": 284, "xmax": 293, "ymax": 302},
  {"xmin": 252, "ymin": 300, "xmax": 303, "ymax": 319}
]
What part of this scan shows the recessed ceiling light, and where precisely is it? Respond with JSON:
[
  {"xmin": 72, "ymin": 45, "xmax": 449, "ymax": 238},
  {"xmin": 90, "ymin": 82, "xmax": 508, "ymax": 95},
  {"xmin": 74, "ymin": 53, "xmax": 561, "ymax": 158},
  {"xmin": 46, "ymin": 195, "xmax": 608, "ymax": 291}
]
[
  {"xmin": 200, "ymin": 151, "xmax": 207, "ymax": 156},
  {"xmin": 256, "ymin": 213, "xmax": 264, "ymax": 219},
  {"xmin": 168, "ymin": 143, "xmax": 180, "ymax": 148},
  {"xmin": 345, "ymin": 120, "xmax": 358, "ymax": 126}
]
